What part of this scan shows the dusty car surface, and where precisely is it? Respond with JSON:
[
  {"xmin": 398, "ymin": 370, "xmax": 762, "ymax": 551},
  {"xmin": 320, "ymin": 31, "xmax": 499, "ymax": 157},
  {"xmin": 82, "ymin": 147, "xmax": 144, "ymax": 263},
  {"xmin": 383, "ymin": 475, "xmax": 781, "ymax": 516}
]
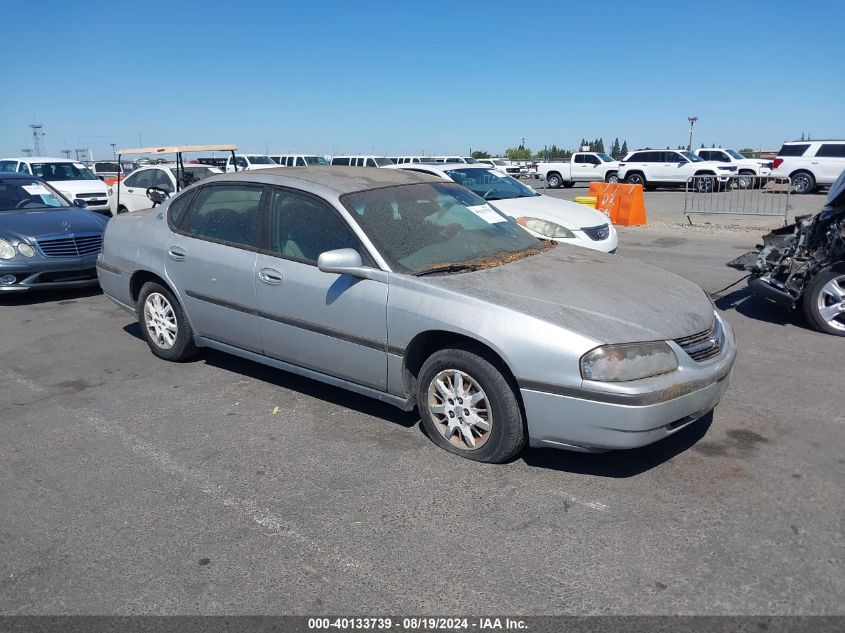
[
  {"xmin": 728, "ymin": 170, "xmax": 845, "ymax": 335},
  {"xmin": 97, "ymin": 167, "xmax": 736, "ymax": 462}
]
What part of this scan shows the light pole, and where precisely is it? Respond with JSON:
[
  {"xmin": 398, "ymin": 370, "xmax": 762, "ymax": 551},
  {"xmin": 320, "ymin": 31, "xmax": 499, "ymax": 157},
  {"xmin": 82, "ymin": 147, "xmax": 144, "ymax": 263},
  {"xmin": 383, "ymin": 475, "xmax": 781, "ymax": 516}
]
[
  {"xmin": 110, "ymin": 143, "xmax": 117, "ymax": 159},
  {"xmin": 687, "ymin": 116, "xmax": 698, "ymax": 151}
]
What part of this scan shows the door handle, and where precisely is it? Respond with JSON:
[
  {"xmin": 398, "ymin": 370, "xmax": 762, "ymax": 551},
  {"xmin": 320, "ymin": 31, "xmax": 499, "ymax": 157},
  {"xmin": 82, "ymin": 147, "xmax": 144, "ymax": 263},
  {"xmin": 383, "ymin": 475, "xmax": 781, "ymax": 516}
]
[
  {"xmin": 127, "ymin": 189, "xmax": 134, "ymax": 193},
  {"xmin": 168, "ymin": 246, "xmax": 186, "ymax": 261},
  {"xmin": 258, "ymin": 268, "xmax": 283, "ymax": 285}
]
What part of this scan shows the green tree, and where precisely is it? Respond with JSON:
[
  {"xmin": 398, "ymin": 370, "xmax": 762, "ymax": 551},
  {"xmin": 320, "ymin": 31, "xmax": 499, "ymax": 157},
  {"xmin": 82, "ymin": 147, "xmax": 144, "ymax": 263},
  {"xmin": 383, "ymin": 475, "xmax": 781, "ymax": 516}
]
[
  {"xmin": 621, "ymin": 140, "xmax": 628, "ymax": 156},
  {"xmin": 505, "ymin": 147, "xmax": 532, "ymax": 161},
  {"xmin": 611, "ymin": 138, "xmax": 621, "ymax": 159},
  {"xmin": 471, "ymin": 150, "xmax": 491, "ymax": 159},
  {"xmin": 737, "ymin": 148, "xmax": 757, "ymax": 158}
]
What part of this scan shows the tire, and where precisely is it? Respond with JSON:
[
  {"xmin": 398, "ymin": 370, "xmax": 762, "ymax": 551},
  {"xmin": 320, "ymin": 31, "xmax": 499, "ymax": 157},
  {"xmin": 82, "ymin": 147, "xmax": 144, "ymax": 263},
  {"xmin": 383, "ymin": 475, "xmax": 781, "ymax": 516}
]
[
  {"xmin": 545, "ymin": 172, "xmax": 562, "ymax": 189},
  {"xmin": 737, "ymin": 170, "xmax": 756, "ymax": 190},
  {"xmin": 625, "ymin": 172, "xmax": 646, "ymax": 187},
  {"xmin": 790, "ymin": 171, "xmax": 816, "ymax": 194},
  {"xmin": 137, "ymin": 281, "xmax": 198, "ymax": 360},
  {"xmin": 116, "ymin": 205, "xmax": 129, "ymax": 215},
  {"xmin": 417, "ymin": 345, "xmax": 526, "ymax": 463},
  {"xmin": 692, "ymin": 173, "xmax": 715, "ymax": 193},
  {"xmin": 802, "ymin": 269, "xmax": 845, "ymax": 336},
  {"xmin": 605, "ymin": 171, "xmax": 619, "ymax": 183}
]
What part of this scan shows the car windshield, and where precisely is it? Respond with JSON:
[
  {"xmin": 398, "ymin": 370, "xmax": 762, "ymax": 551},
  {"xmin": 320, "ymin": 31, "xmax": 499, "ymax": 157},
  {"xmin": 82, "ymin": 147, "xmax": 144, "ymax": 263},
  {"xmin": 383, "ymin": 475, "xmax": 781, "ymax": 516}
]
[
  {"xmin": 246, "ymin": 155, "xmax": 274, "ymax": 164},
  {"xmin": 0, "ymin": 178, "xmax": 71, "ymax": 211},
  {"xmin": 596, "ymin": 153, "xmax": 614, "ymax": 162},
  {"xmin": 681, "ymin": 151, "xmax": 704, "ymax": 162},
  {"xmin": 444, "ymin": 167, "xmax": 540, "ymax": 201},
  {"xmin": 30, "ymin": 162, "xmax": 98, "ymax": 181},
  {"xmin": 726, "ymin": 149, "xmax": 746, "ymax": 160},
  {"xmin": 463, "ymin": 157, "xmax": 478, "ymax": 163},
  {"xmin": 304, "ymin": 156, "xmax": 327, "ymax": 165},
  {"xmin": 373, "ymin": 158, "xmax": 394, "ymax": 166},
  {"xmin": 341, "ymin": 182, "xmax": 547, "ymax": 274},
  {"xmin": 492, "ymin": 159, "xmax": 507, "ymax": 166}
]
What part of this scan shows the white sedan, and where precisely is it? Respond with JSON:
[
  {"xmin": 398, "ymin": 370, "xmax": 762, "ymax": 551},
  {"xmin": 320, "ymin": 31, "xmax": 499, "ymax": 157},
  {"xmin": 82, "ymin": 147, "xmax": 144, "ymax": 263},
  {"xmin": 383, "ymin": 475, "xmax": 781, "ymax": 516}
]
[
  {"xmin": 110, "ymin": 164, "xmax": 221, "ymax": 215},
  {"xmin": 386, "ymin": 164, "xmax": 618, "ymax": 253}
]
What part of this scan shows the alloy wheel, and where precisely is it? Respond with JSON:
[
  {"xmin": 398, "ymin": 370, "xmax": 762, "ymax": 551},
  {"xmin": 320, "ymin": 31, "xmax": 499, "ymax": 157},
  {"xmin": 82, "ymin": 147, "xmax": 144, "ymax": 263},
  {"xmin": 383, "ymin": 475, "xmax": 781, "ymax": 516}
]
[
  {"xmin": 144, "ymin": 292, "xmax": 178, "ymax": 349},
  {"xmin": 817, "ymin": 275, "xmax": 845, "ymax": 332}
]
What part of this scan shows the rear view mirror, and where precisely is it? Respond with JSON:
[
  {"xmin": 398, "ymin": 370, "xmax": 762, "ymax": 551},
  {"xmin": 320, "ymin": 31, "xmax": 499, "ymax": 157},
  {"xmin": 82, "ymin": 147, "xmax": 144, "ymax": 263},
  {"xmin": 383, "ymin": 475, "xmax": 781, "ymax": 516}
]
[
  {"xmin": 317, "ymin": 248, "xmax": 388, "ymax": 283},
  {"xmin": 146, "ymin": 187, "xmax": 170, "ymax": 207}
]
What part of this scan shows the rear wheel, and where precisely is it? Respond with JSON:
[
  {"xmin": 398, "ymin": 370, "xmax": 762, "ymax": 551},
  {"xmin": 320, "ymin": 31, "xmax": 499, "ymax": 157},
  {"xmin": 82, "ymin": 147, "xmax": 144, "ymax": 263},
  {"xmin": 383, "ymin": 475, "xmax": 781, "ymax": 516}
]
[
  {"xmin": 625, "ymin": 172, "xmax": 646, "ymax": 187},
  {"xmin": 802, "ymin": 269, "xmax": 845, "ymax": 336},
  {"xmin": 737, "ymin": 170, "xmax": 756, "ymax": 190},
  {"xmin": 546, "ymin": 172, "xmax": 562, "ymax": 189},
  {"xmin": 790, "ymin": 171, "xmax": 816, "ymax": 194},
  {"xmin": 605, "ymin": 171, "xmax": 619, "ymax": 183},
  {"xmin": 137, "ymin": 281, "xmax": 198, "ymax": 360},
  {"xmin": 116, "ymin": 205, "xmax": 129, "ymax": 215},
  {"xmin": 693, "ymin": 173, "xmax": 716, "ymax": 193},
  {"xmin": 418, "ymin": 346, "xmax": 525, "ymax": 463}
]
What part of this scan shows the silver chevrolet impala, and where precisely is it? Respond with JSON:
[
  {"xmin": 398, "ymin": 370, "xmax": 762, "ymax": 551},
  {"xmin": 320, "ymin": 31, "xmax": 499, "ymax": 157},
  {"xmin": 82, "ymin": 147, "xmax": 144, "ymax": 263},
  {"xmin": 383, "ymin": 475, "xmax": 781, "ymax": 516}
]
[{"xmin": 97, "ymin": 167, "xmax": 736, "ymax": 463}]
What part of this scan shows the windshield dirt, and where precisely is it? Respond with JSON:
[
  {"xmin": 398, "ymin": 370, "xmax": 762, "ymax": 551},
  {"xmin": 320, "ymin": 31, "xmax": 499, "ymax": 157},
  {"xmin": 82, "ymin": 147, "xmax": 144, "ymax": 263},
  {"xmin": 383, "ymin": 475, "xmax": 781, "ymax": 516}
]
[
  {"xmin": 341, "ymin": 182, "xmax": 545, "ymax": 274},
  {"xmin": 0, "ymin": 179, "xmax": 71, "ymax": 211},
  {"xmin": 444, "ymin": 167, "xmax": 540, "ymax": 201}
]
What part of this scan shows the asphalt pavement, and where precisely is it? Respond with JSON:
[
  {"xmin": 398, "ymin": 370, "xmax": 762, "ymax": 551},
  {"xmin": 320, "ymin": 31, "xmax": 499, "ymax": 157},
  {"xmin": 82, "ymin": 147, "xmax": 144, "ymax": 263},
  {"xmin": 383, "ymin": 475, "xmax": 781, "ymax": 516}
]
[{"xmin": 1, "ymin": 228, "xmax": 843, "ymax": 615}]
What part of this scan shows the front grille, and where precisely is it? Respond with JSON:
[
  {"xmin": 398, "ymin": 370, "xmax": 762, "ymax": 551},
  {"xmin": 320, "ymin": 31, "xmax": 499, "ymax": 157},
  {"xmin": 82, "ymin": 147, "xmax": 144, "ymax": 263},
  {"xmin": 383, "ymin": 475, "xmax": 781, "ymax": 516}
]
[
  {"xmin": 581, "ymin": 224, "xmax": 610, "ymax": 241},
  {"xmin": 36, "ymin": 268, "xmax": 97, "ymax": 283},
  {"xmin": 674, "ymin": 320, "xmax": 721, "ymax": 362},
  {"xmin": 77, "ymin": 193, "xmax": 104, "ymax": 198},
  {"xmin": 36, "ymin": 234, "xmax": 103, "ymax": 257}
]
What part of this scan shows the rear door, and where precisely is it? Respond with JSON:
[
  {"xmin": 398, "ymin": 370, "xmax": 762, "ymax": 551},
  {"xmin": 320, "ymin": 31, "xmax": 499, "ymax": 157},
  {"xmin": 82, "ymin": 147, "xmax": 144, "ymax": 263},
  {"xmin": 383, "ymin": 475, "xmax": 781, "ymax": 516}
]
[
  {"xmin": 255, "ymin": 186, "xmax": 388, "ymax": 390},
  {"xmin": 813, "ymin": 143, "xmax": 845, "ymax": 184},
  {"xmin": 165, "ymin": 183, "xmax": 266, "ymax": 352},
  {"xmin": 120, "ymin": 169, "xmax": 156, "ymax": 212}
]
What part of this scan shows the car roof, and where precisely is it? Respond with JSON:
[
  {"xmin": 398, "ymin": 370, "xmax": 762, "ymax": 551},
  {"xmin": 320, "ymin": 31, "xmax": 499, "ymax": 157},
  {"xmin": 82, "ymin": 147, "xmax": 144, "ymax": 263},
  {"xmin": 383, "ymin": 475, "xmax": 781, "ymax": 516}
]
[
  {"xmin": 200, "ymin": 166, "xmax": 446, "ymax": 195},
  {"xmin": 0, "ymin": 172, "xmax": 46, "ymax": 181},
  {"xmin": 1, "ymin": 157, "xmax": 80, "ymax": 162}
]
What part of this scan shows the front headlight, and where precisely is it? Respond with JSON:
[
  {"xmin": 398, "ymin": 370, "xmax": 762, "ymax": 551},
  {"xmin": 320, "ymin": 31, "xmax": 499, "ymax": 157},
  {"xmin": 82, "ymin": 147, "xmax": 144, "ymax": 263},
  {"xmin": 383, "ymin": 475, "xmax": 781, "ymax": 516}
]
[
  {"xmin": 18, "ymin": 243, "xmax": 35, "ymax": 257},
  {"xmin": 581, "ymin": 341, "xmax": 678, "ymax": 382},
  {"xmin": 517, "ymin": 217, "xmax": 575, "ymax": 239},
  {"xmin": 0, "ymin": 239, "xmax": 15, "ymax": 260}
]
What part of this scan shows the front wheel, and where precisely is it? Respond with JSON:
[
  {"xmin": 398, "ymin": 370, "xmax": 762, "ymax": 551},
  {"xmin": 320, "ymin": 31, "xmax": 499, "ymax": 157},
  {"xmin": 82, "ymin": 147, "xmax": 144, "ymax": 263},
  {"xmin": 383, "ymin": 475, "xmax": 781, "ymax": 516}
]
[
  {"xmin": 803, "ymin": 269, "xmax": 845, "ymax": 336},
  {"xmin": 605, "ymin": 171, "xmax": 619, "ymax": 183},
  {"xmin": 137, "ymin": 281, "xmax": 198, "ymax": 360},
  {"xmin": 737, "ymin": 171, "xmax": 756, "ymax": 190},
  {"xmin": 692, "ymin": 174, "xmax": 715, "ymax": 193},
  {"xmin": 418, "ymin": 346, "xmax": 526, "ymax": 463}
]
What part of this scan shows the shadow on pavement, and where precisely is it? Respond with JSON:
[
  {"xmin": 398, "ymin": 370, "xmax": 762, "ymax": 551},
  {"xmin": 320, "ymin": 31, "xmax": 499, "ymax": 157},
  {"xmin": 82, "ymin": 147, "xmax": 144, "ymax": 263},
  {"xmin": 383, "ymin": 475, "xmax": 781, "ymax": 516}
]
[
  {"xmin": 520, "ymin": 412, "xmax": 714, "ymax": 477},
  {"xmin": 0, "ymin": 285, "xmax": 102, "ymax": 306},
  {"xmin": 715, "ymin": 286, "xmax": 815, "ymax": 332},
  {"xmin": 202, "ymin": 349, "xmax": 420, "ymax": 430}
]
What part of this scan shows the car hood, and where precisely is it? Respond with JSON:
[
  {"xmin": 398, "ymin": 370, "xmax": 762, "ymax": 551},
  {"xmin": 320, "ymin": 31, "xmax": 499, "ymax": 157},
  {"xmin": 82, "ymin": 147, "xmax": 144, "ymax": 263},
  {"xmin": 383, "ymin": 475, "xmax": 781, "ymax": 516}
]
[
  {"xmin": 419, "ymin": 245, "xmax": 714, "ymax": 343},
  {"xmin": 0, "ymin": 208, "xmax": 107, "ymax": 242},
  {"xmin": 47, "ymin": 179, "xmax": 108, "ymax": 194},
  {"xmin": 491, "ymin": 194, "xmax": 610, "ymax": 230}
]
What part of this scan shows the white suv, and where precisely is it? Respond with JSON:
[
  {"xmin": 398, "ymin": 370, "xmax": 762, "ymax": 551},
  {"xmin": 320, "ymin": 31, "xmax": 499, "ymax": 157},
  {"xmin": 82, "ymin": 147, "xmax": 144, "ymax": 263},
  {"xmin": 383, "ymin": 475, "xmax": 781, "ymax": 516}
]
[
  {"xmin": 0, "ymin": 157, "xmax": 111, "ymax": 214},
  {"xmin": 770, "ymin": 140, "xmax": 845, "ymax": 194},
  {"xmin": 617, "ymin": 149, "xmax": 737, "ymax": 191}
]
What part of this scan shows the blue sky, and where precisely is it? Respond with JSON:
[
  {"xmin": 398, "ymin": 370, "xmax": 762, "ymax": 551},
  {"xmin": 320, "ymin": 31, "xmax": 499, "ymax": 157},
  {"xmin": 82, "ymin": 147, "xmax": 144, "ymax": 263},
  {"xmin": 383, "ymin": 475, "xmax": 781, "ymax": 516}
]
[{"xmin": 1, "ymin": 0, "xmax": 842, "ymax": 159}]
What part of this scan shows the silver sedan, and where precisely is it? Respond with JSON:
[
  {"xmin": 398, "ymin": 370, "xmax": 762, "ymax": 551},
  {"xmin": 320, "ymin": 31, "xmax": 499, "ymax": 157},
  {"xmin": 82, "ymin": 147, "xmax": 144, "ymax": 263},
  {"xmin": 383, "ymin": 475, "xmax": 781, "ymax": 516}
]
[{"xmin": 97, "ymin": 167, "xmax": 736, "ymax": 463}]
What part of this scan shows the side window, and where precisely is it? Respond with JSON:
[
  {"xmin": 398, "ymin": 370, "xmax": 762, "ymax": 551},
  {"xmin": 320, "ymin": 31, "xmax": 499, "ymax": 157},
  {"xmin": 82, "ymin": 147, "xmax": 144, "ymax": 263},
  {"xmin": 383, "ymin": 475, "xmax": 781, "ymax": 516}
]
[
  {"xmin": 178, "ymin": 185, "xmax": 264, "ymax": 248},
  {"xmin": 235, "ymin": 157, "xmax": 249, "ymax": 169},
  {"xmin": 366, "ymin": 158, "xmax": 377, "ymax": 167},
  {"xmin": 332, "ymin": 157, "xmax": 349, "ymax": 166},
  {"xmin": 129, "ymin": 170, "xmax": 155, "ymax": 189},
  {"xmin": 585, "ymin": 155, "xmax": 600, "ymax": 165},
  {"xmin": 574, "ymin": 154, "xmax": 585, "ymax": 163},
  {"xmin": 0, "ymin": 160, "xmax": 17, "ymax": 172},
  {"xmin": 628, "ymin": 152, "xmax": 644, "ymax": 162},
  {"xmin": 699, "ymin": 151, "xmax": 711, "ymax": 160},
  {"xmin": 816, "ymin": 144, "xmax": 845, "ymax": 158},
  {"xmin": 664, "ymin": 151, "xmax": 683, "ymax": 162},
  {"xmin": 168, "ymin": 190, "xmax": 196, "ymax": 225},
  {"xmin": 714, "ymin": 151, "xmax": 729, "ymax": 162},
  {"xmin": 296, "ymin": 157, "xmax": 306, "ymax": 166},
  {"xmin": 17, "ymin": 163, "xmax": 31, "ymax": 173},
  {"xmin": 123, "ymin": 171, "xmax": 141, "ymax": 187},
  {"xmin": 152, "ymin": 169, "xmax": 174, "ymax": 192},
  {"xmin": 268, "ymin": 188, "xmax": 363, "ymax": 264}
]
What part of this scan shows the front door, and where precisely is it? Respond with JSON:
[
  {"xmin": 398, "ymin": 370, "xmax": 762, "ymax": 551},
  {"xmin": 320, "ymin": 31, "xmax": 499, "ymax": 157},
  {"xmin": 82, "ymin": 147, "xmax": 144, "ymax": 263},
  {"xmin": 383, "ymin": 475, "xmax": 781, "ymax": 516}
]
[
  {"xmin": 256, "ymin": 187, "xmax": 388, "ymax": 390},
  {"xmin": 165, "ymin": 183, "xmax": 266, "ymax": 352}
]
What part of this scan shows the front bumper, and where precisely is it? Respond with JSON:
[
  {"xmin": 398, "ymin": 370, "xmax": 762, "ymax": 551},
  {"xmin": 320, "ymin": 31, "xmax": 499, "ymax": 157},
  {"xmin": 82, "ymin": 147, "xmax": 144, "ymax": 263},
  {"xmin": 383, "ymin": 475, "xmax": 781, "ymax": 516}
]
[
  {"xmin": 0, "ymin": 256, "xmax": 100, "ymax": 292},
  {"xmin": 559, "ymin": 225, "xmax": 619, "ymax": 254},
  {"xmin": 521, "ymin": 315, "xmax": 737, "ymax": 451}
]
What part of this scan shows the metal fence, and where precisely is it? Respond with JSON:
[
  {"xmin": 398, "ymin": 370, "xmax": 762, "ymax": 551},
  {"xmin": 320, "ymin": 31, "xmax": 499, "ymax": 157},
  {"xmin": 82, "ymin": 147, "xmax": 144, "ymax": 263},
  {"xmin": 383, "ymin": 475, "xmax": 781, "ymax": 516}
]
[{"xmin": 683, "ymin": 174, "xmax": 791, "ymax": 225}]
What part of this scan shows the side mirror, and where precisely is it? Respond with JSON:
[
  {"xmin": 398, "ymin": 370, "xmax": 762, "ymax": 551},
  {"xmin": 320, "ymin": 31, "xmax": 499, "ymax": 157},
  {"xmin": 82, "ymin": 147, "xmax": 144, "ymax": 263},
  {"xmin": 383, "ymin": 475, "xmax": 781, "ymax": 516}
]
[
  {"xmin": 317, "ymin": 248, "xmax": 387, "ymax": 282},
  {"xmin": 146, "ymin": 187, "xmax": 170, "ymax": 207},
  {"xmin": 73, "ymin": 198, "xmax": 87, "ymax": 208}
]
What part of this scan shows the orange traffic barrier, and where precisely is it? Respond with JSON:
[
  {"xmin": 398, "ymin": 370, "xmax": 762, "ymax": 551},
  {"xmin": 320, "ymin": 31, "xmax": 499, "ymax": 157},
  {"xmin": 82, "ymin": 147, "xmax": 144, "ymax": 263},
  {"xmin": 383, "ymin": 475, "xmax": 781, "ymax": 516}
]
[{"xmin": 587, "ymin": 182, "xmax": 647, "ymax": 226}]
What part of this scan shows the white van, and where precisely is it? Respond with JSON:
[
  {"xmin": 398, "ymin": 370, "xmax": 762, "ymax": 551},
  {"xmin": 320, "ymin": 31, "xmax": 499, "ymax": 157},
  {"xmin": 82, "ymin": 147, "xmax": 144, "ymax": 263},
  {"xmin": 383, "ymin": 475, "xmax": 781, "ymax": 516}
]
[
  {"xmin": 224, "ymin": 154, "xmax": 278, "ymax": 172},
  {"xmin": 0, "ymin": 157, "xmax": 111, "ymax": 214},
  {"xmin": 270, "ymin": 154, "xmax": 327, "ymax": 166},
  {"xmin": 330, "ymin": 156, "xmax": 394, "ymax": 167}
]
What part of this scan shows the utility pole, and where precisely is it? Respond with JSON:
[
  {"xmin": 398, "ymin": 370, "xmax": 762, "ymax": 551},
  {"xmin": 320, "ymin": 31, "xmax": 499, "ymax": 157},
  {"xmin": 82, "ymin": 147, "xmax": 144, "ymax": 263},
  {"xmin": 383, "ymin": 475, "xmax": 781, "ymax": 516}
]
[
  {"xmin": 110, "ymin": 143, "xmax": 117, "ymax": 159},
  {"xmin": 61, "ymin": 149, "xmax": 72, "ymax": 159},
  {"xmin": 21, "ymin": 149, "xmax": 33, "ymax": 157},
  {"xmin": 687, "ymin": 116, "xmax": 698, "ymax": 151},
  {"xmin": 29, "ymin": 124, "xmax": 44, "ymax": 155}
]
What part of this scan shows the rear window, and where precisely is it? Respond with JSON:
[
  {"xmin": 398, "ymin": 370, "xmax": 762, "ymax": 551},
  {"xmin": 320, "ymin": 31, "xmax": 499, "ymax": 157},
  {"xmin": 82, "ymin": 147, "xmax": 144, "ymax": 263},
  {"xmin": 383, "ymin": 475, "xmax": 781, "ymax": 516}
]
[
  {"xmin": 331, "ymin": 157, "xmax": 350, "ymax": 166},
  {"xmin": 778, "ymin": 144, "xmax": 810, "ymax": 157},
  {"xmin": 815, "ymin": 144, "xmax": 845, "ymax": 158}
]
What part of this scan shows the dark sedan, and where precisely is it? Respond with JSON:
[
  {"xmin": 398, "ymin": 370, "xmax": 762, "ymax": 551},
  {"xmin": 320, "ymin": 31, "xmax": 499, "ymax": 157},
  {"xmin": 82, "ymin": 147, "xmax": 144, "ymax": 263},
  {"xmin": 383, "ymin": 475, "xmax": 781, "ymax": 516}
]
[{"xmin": 0, "ymin": 173, "xmax": 108, "ymax": 292}]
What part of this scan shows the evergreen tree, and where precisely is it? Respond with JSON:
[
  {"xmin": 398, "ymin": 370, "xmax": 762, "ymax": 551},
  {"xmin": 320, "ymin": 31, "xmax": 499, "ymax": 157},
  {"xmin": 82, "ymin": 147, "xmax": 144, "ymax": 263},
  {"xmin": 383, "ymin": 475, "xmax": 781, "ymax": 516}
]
[
  {"xmin": 621, "ymin": 140, "xmax": 628, "ymax": 156},
  {"xmin": 611, "ymin": 138, "xmax": 621, "ymax": 159},
  {"xmin": 596, "ymin": 138, "xmax": 605, "ymax": 153}
]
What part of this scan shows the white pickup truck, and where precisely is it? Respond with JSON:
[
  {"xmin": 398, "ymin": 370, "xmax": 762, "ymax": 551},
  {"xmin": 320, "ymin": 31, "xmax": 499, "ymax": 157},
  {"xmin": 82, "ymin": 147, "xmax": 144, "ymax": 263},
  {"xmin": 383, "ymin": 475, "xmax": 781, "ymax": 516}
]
[
  {"xmin": 693, "ymin": 148, "xmax": 772, "ymax": 189},
  {"xmin": 537, "ymin": 152, "xmax": 620, "ymax": 188}
]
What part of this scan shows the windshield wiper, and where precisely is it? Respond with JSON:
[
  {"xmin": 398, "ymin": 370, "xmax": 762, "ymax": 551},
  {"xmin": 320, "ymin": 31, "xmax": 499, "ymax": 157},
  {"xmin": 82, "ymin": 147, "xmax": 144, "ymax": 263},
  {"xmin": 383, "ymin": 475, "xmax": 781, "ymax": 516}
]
[{"xmin": 414, "ymin": 263, "xmax": 479, "ymax": 276}]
